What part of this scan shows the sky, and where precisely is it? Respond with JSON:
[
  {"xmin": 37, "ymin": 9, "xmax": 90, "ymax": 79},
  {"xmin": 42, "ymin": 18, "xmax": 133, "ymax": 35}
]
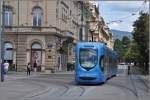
[{"xmin": 98, "ymin": 1, "xmax": 149, "ymax": 32}]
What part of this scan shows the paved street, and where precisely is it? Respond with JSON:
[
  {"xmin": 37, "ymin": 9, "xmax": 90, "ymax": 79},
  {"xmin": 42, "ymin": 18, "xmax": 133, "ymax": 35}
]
[{"xmin": 0, "ymin": 69, "xmax": 149, "ymax": 100}]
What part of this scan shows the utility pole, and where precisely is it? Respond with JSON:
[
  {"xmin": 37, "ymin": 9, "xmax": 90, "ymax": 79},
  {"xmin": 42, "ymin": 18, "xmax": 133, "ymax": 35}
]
[
  {"xmin": 1, "ymin": 0, "xmax": 5, "ymax": 82},
  {"xmin": 16, "ymin": 0, "xmax": 19, "ymax": 72},
  {"xmin": 80, "ymin": 1, "xmax": 83, "ymax": 41}
]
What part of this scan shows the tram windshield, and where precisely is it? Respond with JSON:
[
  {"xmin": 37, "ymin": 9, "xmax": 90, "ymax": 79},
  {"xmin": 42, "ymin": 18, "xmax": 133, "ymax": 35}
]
[{"xmin": 79, "ymin": 48, "xmax": 98, "ymax": 69}]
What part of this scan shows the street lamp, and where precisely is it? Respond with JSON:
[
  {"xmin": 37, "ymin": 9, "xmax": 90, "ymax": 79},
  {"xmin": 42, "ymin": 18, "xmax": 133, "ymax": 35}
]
[{"xmin": 1, "ymin": 0, "xmax": 5, "ymax": 82}]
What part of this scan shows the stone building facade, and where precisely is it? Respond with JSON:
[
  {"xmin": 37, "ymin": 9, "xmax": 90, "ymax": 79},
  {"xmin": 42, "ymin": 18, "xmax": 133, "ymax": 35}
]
[
  {"xmin": 0, "ymin": 0, "xmax": 113, "ymax": 72},
  {"xmin": 87, "ymin": 1, "xmax": 113, "ymax": 48},
  {"xmin": 0, "ymin": 0, "xmax": 89, "ymax": 72}
]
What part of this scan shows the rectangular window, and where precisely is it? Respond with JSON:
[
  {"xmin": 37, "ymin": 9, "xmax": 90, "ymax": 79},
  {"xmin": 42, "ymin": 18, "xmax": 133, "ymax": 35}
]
[
  {"xmin": 38, "ymin": 16, "xmax": 41, "ymax": 26},
  {"xmin": 4, "ymin": 11, "xmax": 12, "ymax": 26},
  {"xmin": 33, "ymin": 16, "xmax": 37, "ymax": 26},
  {"xmin": 4, "ymin": 12, "xmax": 9, "ymax": 26},
  {"xmin": 33, "ymin": 14, "xmax": 41, "ymax": 27}
]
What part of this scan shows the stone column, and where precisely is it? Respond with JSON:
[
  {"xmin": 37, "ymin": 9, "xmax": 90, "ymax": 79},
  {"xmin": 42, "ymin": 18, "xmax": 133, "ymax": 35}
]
[{"xmin": 16, "ymin": 35, "xmax": 27, "ymax": 71}]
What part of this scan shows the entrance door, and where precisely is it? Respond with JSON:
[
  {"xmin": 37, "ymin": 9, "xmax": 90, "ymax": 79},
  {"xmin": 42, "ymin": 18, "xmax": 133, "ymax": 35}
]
[
  {"xmin": 31, "ymin": 43, "xmax": 42, "ymax": 71},
  {"xmin": 4, "ymin": 42, "xmax": 14, "ymax": 70}
]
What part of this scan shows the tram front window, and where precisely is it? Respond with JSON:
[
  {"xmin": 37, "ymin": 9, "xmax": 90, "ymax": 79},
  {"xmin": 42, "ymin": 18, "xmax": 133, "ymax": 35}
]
[{"xmin": 79, "ymin": 48, "xmax": 98, "ymax": 69}]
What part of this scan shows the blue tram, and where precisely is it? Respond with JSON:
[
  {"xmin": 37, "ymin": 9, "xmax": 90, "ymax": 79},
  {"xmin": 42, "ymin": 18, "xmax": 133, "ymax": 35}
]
[{"xmin": 75, "ymin": 42, "xmax": 118, "ymax": 84}]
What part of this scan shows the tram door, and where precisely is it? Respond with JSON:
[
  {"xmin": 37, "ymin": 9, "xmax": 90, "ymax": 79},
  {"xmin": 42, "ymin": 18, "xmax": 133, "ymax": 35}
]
[{"xmin": 31, "ymin": 43, "xmax": 42, "ymax": 71}]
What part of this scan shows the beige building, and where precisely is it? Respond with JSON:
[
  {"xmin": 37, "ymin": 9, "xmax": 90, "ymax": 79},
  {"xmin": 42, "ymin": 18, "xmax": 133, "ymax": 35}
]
[
  {"xmin": 87, "ymin": 1, "xmax": 113, "ymax": 48},
  {"xmin": 0, "ymin": 0, "xmax": 113, "ymax": 72},
  {"xmin": 0, "ymin": 0, "xmax": 88, "ymax": 72}
]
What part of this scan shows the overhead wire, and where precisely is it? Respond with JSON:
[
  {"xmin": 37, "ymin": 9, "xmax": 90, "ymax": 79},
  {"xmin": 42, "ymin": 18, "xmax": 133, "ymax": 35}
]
[{"xmin": 106, "ymin": 0, "xmax": 147, "ymax": 25}]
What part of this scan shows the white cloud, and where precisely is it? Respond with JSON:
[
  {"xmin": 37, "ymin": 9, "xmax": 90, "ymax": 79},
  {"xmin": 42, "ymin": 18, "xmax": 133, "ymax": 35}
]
[
  {"xmin": 99, "ymin": 1, "xmax": 149, "ymax": 32},
  {"xmin": 101, "ymin": 1, "xmax": 149, "ymax": 13},
  {"xmin": 109, "ymin": 22, "xmax": 119, "ymax": 29}
]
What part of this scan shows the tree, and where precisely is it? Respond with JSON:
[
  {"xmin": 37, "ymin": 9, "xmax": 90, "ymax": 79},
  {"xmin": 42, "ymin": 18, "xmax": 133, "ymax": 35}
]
[
  {"xmin": 57, "ymin": 37, "xmax": 74, "ymax": 54},
  {"xmin": 121, "ymin": 36, "xmax": 131, "ymax": 61},
  {"xmin": 122, "ymin": 36, "xmax": 130, "ymax": 48},
  {"xmin": 123, "ymin": 41, "xmax": 142, "ymax": 64},
  {"xmin": 114, "ymin": 36, "xmax": 131, "ymax": 62},
  {"xmin": 132, "ymin": 12, "xmax": 149, "ymax": 74},
  {"xmin": 114, "ymin": 39, "xmax": 123, "ymax": 60}
]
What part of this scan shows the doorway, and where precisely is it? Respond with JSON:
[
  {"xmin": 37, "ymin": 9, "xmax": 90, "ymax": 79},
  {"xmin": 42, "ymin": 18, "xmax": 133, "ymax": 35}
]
[
  {"xmin": 4, "ymin": 42, "xmax": 14, "ymax": 70},
  {"xmin": 31, "ymin": 42, "xmax": 42, "ymax": 71}
]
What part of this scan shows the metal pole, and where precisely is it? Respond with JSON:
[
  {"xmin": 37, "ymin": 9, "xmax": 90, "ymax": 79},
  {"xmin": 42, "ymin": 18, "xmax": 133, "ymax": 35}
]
[
  {"xmin": 1, "ymin": 0, "xmax": 5, "ymax": 82},
  {"xmin": 91, "ymin": 31, "xmax": 93, "ymax": 42},
  {"xmin": 16, "ymin": 0, "xmax": 19, "ymax": 72},
  {"xmin": 81, "ymin": 1, "xmax": 83, "ymax": 41}
]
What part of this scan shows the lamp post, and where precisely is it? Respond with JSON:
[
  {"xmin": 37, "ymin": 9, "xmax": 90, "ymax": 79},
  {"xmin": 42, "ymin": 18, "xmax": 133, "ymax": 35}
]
[
  {"xmin": 16, "ymin": 0, "xmax": 19, "ymax": 72},
  {"xmin": 1, "ymin": 0, "xmax": 5, "ymax": 82}
]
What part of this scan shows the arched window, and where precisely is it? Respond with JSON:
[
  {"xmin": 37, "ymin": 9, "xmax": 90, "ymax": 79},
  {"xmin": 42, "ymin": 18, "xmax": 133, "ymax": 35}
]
[
  {"xmin": 4, "ymin": 6, "xmax": 13, "ymax": 26},
  {"xmin": 32, "ymin": 7, "xmax": 43, "ymax": 27},
  {"xmin": 31, "ymin": 43, "xmax": 42, "ymax": 49},
  {"xmin": 4, "ymin": 42, "xmax": 13, "ymax": 60}
]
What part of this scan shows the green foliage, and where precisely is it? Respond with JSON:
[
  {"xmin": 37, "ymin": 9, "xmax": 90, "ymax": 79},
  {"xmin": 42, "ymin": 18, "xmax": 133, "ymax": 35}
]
[
  {"xmin": 114, "ymin": 36, "xmax": 131, "ymax": 61},
  {"xmin": 122, "ymin": 36, "xmax": 130, "ymax": 48},
  {"xmin": 132, "ymin": 12, "xmax": 149, "ymax": 74},
  {"xmin": 57, "ymin": 47, "xmax": 67, "ymax": 54},
  {"xmin": 123, "ymin": 42, "xmax": 143, "ymax": 62},
  {"xmin": 57, "ymin": 37, "xmax": 74, "ymax": 55},
  {"xmin": 114, "ymin": 12, "xmax": 149, "ymax": 74}
]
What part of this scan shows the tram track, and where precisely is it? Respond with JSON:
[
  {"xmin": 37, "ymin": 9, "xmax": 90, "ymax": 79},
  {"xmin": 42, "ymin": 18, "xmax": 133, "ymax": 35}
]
[
  {"xmin": 107, "ymin": 76, "xmax": 139, "ymax": 99},
  {"xmin": 78, "ymin": 86, "xmax": 86, "ymax": 96},
  {"xmin": 129, "ymin": 75, "xmax": 139, "ymax": 98},
  {"xmin": 20, "ymin": 77, "xmax": 86, "ymax": 98},
  {"xmin": 2, "ymin": 73, "xmax": 148, "ymax": 100},
  {"xmin": 135, "ymin": 75, "xmax": 149, "ymax": 93},
  {"xmin": 35, "ymin": 77, "xmax": 86, "ymax": 97},
  {"xmin": 18, "ymin": 79, "xmax": 53, "ymax": 99}
]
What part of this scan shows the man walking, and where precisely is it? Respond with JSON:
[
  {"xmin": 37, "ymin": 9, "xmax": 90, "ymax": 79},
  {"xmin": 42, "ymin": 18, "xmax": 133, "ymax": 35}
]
[
  {"xmin": 128, "ymin": 65, "xmax": 130, "ymax": 75},
  {"xmin": 27, "ymin": 62, "xmax": 31, "ymax": 75}
]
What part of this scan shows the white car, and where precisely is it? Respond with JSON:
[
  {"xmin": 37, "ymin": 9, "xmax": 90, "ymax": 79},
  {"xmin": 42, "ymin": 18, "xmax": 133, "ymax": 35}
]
[{"xmin": 117, "ymin": 63, "xmax": 128, "ymax": 69}]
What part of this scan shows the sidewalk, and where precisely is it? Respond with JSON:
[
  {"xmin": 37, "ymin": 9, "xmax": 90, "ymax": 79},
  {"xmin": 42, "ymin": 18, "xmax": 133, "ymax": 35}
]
[
  {"xmin": 131, "ymin": 66, "xmax": 149, "ymax": 82},
  {"xmin": 2, "ymin": 71, "xmax": 74, "ymax": 81}
]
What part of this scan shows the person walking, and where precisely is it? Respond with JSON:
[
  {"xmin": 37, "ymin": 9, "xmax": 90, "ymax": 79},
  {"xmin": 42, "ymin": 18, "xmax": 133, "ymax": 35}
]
[
  {"xmin": 128, "ymin": 65, "xmax": 130, "ymax": 75},
  {"xmin": 33, "ymin": 61, "xmax": 37, "ymax": 72},
  {"xmin": 3, "ymin": 61, "xmax": 9, "ymax": 75},
  {"xmin": 27, "ymin": 62, "xmax": 31, "ymax": 75}
]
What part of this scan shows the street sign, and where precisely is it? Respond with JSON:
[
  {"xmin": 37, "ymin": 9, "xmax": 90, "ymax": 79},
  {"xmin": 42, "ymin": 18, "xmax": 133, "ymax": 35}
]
[{"xmin": 47, "ymin": 43, "xmax": 53, "ymax": 48}]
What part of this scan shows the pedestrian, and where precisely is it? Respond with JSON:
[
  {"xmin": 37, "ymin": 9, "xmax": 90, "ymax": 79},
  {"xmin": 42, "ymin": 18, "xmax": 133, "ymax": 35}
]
[
  {"xmin": 128, "ymin": 65, "xmax": 130, "ymax": 75},
  {"xmin": 27, "ymin": 62, "xmax": 31, "ymax": 75},
  {"xmin": 33, "ymin": 61, "xmax": 37, "ymax": 72},
  {"xmin": 3, "ymin": 61, "xmax": 9, "ymax": 75}
]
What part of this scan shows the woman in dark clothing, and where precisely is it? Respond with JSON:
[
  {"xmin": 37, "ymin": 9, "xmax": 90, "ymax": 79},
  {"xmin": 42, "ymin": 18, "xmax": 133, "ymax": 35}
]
[
  {"xmin": 33, "ymin": 61, "xmax": 37, "ymax": 72},
  {"xmin": 27, "ymin": 62, "xmax": 31, "ymax": 75}
]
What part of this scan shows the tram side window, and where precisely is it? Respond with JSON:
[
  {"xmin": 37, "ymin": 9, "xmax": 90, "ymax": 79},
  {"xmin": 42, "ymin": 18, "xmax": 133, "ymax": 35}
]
[{"xmin": 99, "ymin": 55, "xmax": 104, "ymax": 72}]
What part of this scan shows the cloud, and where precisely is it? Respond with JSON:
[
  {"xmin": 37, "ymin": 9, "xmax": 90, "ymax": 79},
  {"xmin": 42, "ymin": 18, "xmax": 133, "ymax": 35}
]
[
  {"xmin": 99, "ymin": 1, "xmax": 149, "ymax": 32},
  {"xmin": 109, "ymin": 22, "xmax": 119, "ymax": 29},
  {"xmin": 101, "ymin": 1, "xmax": 149, "ymax": 13}
]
